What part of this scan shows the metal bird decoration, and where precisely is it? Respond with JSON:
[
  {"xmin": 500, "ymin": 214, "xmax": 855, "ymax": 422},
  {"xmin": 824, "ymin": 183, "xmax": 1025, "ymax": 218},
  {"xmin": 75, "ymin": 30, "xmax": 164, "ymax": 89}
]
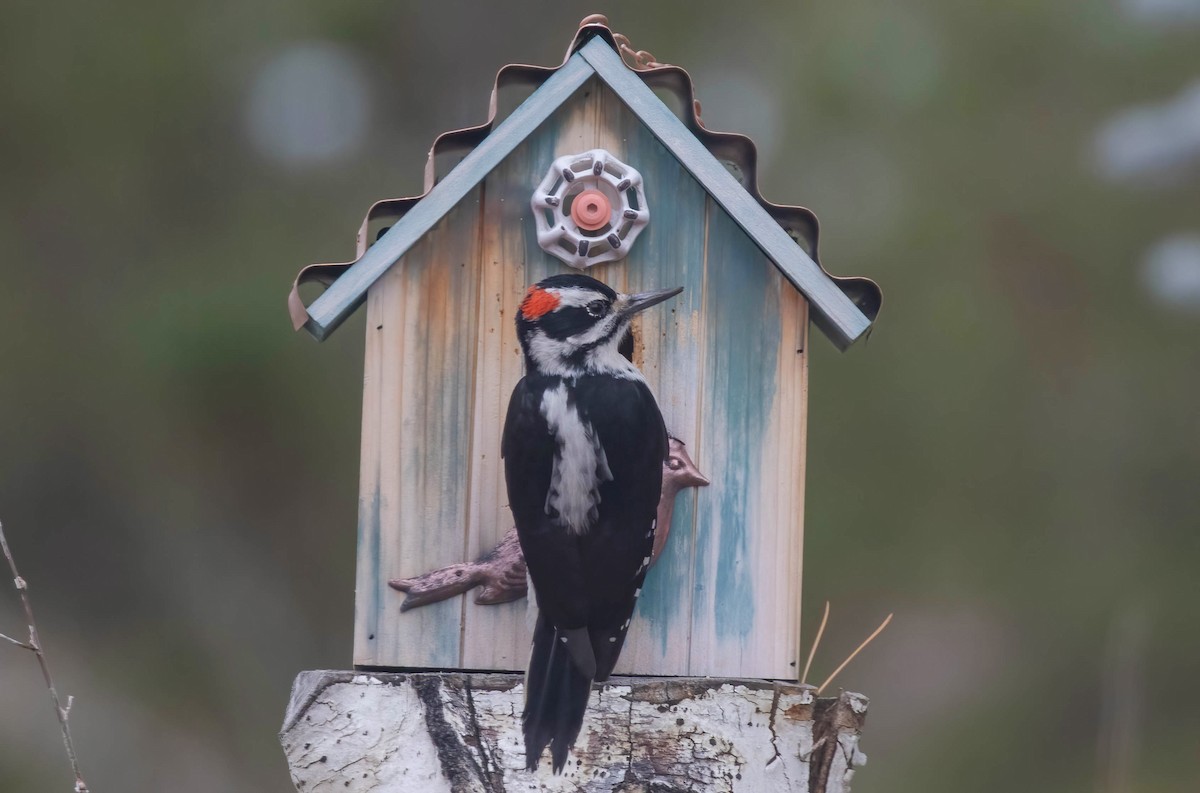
[
  {"xmin": 651, "ymin": 437, "xmax": 711, "ymax": 564},
  {"xmin": 388, "ymin": 437, "xmax": 708, "ymax": 610},
  {"xmin": 389, "ymin": 528, "xmax": 527, "ymax": 611}
]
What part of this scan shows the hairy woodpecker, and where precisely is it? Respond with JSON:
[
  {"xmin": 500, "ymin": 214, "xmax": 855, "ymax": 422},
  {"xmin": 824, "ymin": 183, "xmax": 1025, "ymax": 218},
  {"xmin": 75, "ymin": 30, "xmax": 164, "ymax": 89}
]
[{"xmin": 501, "ymin": 273, "xmax": 682, "ymax": 772}]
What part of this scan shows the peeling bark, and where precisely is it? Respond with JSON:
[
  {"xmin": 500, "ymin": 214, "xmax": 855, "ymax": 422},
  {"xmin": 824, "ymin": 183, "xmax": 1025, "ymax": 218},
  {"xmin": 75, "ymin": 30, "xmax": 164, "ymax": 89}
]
[{"xmin": 281, "ymin": 672, "xmax": 868, "ymax": 792}]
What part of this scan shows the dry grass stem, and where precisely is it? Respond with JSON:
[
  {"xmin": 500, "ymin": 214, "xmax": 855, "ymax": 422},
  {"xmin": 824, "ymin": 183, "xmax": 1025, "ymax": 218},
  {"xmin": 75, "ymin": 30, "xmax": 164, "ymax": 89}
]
[
  {"xmin": 0, "ymin": 519, "xmax": 91, "ymax": 792},
  {"xmin": 817, "ymin": 613, "xmax": 893, "ymax": 695},
  {"xmin": 1, "ymin": 630, "xmax": 36, "ymax": 649},
  {"xmin": 801, "ymin": 600, "xmax": 830, "ymax": 686}
]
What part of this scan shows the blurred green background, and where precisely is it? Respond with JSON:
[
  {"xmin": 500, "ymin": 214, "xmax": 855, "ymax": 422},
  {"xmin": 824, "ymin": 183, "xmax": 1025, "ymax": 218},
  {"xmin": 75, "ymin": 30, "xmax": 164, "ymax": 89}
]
[{"xmin": 2, "ymin": 1, "xmax": 1198, "ymax": 790}]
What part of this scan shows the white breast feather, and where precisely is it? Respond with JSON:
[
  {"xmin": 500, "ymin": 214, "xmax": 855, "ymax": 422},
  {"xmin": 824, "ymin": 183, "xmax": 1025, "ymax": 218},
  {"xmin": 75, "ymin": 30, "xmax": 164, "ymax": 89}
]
[{"xmin": 540, "ymin": 382, "xmax": 613, "ymax": 534}]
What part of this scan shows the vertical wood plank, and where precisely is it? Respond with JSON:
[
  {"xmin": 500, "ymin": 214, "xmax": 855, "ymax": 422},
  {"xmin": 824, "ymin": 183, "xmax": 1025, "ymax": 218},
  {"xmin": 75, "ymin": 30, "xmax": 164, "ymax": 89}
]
[
  {"xmin": 763, "ymin": 291, "xmax": 808, "ymax": 675},
  {"xmin": 356, "ymin": 190, "xmax": 482, "ymax": 669},
  {"xmin": 792, "ymin": 299, "xmax": 811, "ymax": 671},
  {"xmin": 368, "ymin": 259, "xmax": 405, "ymax": 663},
  {"xmin": 688, "ymin": 203, "xmax": 806, "ymax": 678},
  {"xmin": 610, "ymin": 102, "xmax": 708, "ymax": 677},
  {"xmin": 353, "ymin": 285, "xmax": 385, "ymax": 666}
]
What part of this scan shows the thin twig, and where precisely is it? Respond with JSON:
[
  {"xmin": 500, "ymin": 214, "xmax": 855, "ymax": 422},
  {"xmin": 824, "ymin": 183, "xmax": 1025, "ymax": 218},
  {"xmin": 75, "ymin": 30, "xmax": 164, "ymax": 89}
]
[
  {"xmin": 1, "ymin": 630, "xmax": 36, "ymax": 650},
  {"xmin": 0, "ymin": 519, "xmax": 90, "ymax": 792},
  {"xmin": 801, "ymin": 600, "xmax": 830, "ymax": 686},
  {"xmin": 817, "ymin": 613, "xmax": 894, "ymax": 695}
]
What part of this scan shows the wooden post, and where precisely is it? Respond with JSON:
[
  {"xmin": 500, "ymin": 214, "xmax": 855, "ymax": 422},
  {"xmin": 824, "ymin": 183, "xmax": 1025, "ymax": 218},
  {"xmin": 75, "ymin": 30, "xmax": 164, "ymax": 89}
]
[{"xmin": 280, "ymin": 671, "xmax": 868, "ymax": 792}]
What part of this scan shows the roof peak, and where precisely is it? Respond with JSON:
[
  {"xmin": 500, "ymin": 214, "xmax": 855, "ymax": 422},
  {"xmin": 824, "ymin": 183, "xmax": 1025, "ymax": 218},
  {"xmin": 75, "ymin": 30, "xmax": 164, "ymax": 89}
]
[{"xmin": 289, "ymin": 21, "xmax": 880, "ymax": 350}]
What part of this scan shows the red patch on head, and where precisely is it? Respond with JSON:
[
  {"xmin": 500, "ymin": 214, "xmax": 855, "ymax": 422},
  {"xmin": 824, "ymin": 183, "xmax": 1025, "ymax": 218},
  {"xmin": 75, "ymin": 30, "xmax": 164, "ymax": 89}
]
[{"xmin": 520, "ymin": 287, "xmax": 560, "ymax": 320}]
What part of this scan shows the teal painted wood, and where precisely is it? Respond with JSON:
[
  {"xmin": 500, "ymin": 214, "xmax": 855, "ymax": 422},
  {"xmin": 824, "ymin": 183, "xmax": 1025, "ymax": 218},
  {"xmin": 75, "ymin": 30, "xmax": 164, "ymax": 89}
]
[
  {"xmin": 690, "ymin": 202, "xmax": 788, "ymax": 676},
  {"xmin": 578, "ymin": 37, "xmax": 870, "ymax": 351},
  {"xmin": 303, "ymin": 54, "xmax": 595, "ymax": 341},
  {"xmin": 356, "ymin": 190, "xmax": 483, "ymax": 669},
  {"xmin": 611, "ymin": 102, "xmax": 709, "ymax": 670},
  {"xmin": 355, "ymin": 459, "xmax": 382, "ymax": 661}
]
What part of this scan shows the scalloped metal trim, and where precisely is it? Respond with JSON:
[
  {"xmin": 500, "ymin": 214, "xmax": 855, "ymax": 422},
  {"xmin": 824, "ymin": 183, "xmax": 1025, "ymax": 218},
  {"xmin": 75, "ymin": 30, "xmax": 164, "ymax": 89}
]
[{"xmin": 289, "ymin": 19, "xmax": 881, "ymax": 340}]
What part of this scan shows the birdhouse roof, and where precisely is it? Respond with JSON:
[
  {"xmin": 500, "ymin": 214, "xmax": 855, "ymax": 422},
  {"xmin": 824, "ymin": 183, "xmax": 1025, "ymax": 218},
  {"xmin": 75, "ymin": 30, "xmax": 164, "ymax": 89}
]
[{"xmin": 288, "ymin": 18, "xmax": 882, "ymax": 350}]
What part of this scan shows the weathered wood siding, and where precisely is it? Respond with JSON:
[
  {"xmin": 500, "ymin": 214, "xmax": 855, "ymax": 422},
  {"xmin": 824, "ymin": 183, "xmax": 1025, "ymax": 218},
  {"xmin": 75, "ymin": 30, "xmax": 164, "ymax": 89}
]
[
  {"xmin": 355, "ymin": 77, "xmax": 809, "ymax": 678},
  {"xmin": 355, "ymin": 191, "xmax": 483, "ymax": 668}
]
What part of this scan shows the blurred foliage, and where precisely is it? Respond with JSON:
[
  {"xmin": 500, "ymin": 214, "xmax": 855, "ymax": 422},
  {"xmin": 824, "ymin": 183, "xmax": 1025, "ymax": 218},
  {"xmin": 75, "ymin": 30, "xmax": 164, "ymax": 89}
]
[{"xmin": 1, "ymin": 1, "xmax": 1198, "ymax": 791}]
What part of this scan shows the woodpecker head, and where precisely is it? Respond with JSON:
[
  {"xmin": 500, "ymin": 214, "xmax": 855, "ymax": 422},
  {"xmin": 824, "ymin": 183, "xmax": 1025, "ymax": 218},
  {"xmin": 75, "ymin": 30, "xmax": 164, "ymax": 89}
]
[{"xmin": 516, "ymin": 274, "xmax": 683, "ymax": 378}]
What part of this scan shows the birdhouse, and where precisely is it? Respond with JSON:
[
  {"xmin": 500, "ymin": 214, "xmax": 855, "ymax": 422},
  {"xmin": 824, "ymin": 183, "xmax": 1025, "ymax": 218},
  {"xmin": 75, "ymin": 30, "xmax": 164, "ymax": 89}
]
[{"xmin": 288, "ymin": 18, "xmax": 881, "ymax": 680}]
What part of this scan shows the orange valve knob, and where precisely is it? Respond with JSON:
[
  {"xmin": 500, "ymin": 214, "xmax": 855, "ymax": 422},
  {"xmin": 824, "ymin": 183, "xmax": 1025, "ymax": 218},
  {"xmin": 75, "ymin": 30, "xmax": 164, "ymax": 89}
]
[{"xmin": 570, "ymin": 189, "xmax": 611, "ymax": 232}]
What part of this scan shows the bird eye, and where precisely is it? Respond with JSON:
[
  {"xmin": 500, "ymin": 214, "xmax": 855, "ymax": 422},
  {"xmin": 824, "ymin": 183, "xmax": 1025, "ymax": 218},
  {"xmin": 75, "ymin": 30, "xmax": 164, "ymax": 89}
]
[
  {"xmin": 585, "ymin": 299, "xmax": 609, "ymax": 318},
  {"xmin": 667, "ymin": 457, "xmax": 684, "ymax": 470}
]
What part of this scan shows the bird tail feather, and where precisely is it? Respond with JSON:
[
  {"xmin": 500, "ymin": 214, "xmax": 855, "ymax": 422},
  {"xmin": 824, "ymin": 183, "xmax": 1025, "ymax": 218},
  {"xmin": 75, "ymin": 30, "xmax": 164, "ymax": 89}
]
[{"xmin": 523, "ymin": 617, "xmax": 593, "ymax": 772}]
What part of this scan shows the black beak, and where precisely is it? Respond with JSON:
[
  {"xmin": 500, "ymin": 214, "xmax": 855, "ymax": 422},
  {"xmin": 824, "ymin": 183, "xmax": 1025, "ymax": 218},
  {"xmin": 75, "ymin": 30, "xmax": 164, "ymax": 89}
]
[{"xmin": 619, "ymin": 286, "xmax": 684, "ymax": 318}]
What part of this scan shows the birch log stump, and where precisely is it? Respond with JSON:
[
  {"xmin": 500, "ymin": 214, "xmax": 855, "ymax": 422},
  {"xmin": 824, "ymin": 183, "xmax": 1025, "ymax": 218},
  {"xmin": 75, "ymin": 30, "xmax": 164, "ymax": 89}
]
[{"xmin": 281, "ymin": 671, "xmax": 868, "ymax": 793}]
